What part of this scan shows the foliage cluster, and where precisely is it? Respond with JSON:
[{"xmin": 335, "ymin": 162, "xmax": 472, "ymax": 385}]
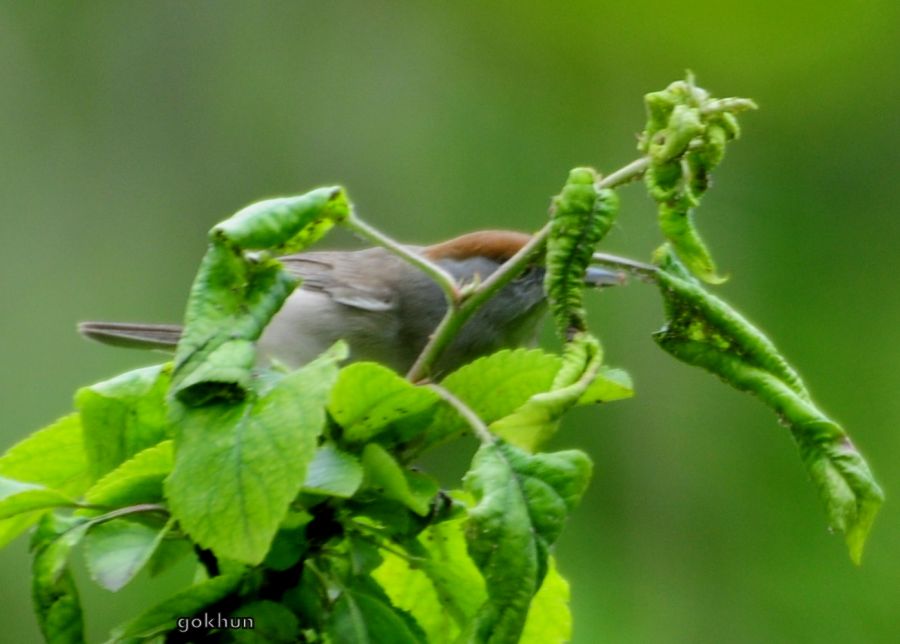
[{"xmin": 0, "ymin": 78, "xmax": 882, "ymax": 643}]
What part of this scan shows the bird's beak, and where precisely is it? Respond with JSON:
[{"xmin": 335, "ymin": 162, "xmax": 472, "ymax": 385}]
[{"xmin": 584, "ymin": 265, "xmax": 626, "ymax": 287}]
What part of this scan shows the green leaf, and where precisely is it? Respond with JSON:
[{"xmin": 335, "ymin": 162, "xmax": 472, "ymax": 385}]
[
  {"xmin": 374, "ymin": 514, "xmax": 486, "ymax": 642},
  {"xmin": 31, "ymin": 513, "xmax": 88, "ymax": 644},
  {"xmin": 172, "ymin": 188, "xmax": 350, "ymax": 406},
  {"xmin": 303, "ymin": 444, "xmax": 363, "ymax": 498},
  {"xmin": 171, "ymin": 245, "xmax": 298, "ymax": 405},
  {"xmin": 640, "ymin": 77, "xmax": 756, "ymax": 284},
  {"xmin": 108, "ymin": 573, "xmax": 244, "ymax": 641},
  {"xmin": 0, "ymin": 477, "xmax": 75, "ymax": 519},
  {"xmin": 165, "ymin": 349, "xmax": 342, "ymax": 564},
  {"xmin": 492, "ymin": 334, "xmax": 603, "ymax": 452},
  {"xmin": 422, "ymin": 348, "xmax": 631, "ymax": 453},
  {"xmin": 227, "ymin": 600, "xmax": 301, "ymax": 643},
  {"xmin": 210, "ymin": 187, "xmax": 349, "ymax": 255},
  {"xmin": 360, "ymin": 444, "xmax": 436, "ymax": 516},
  {"xmin": 0, "ymin": 414, "xmax": 90, "ymax": 547},
  {"xmin": 146, "ymin": 536, "xmax": 194, "ymax": 578},
  {"xmin": 76, "ymin": 364, "xmax": 172, "ymax": 481},
  {"xmin": 420, "ymin": 349, "xmax": 561, "ymax": 451},
  {"xmin": 545, "ymin": 167, "xmax": 619, "ymax": 340},
  {"xmin": 654, "ymin": 257, "xmax": 883, "ymax": 563},
  {"xmin": 327, "ymin": 585, "xmax": 426, "ymax": 644},
  {"xmin": 520, "ymin": 557, "xmax": 571, "ymax": 644},
  {"xmin": 83, "ymin": 518, "xmax": 173, "ymax": 592},
  {"xmin": 577, "ymin": 366, "xmax": 634, "ymax": 404},
  {"xmin": 329, "ymin": 362, "xmax": 440, "ymax": 444},
  {"xmin": 463, "ymin": 441, "xmax": 591, "ymax": 643},
  {"xmin": 84, "ymin": 441, "xmax": 174, "ymax": 509}
]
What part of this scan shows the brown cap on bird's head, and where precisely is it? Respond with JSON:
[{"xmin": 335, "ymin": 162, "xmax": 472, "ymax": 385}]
[{"xmin": 422, "ymin": 230, "xmax": 533, "ymax": 263}]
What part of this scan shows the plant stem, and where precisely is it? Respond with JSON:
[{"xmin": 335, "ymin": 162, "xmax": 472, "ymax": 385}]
[
  {"xmin": 405, "ymin": 154, "xmax": 654, "ymax": 382},
  {"xmin": 343, "ymin": 212, "xmax": 461, "ymax": 303},
  {"xmin": 428, "ymin": 384, "xmax": 495, "ymax": 444},
  {"xmin": 590, "ymin": 252, "xmax": 659, "ymax": 280}
]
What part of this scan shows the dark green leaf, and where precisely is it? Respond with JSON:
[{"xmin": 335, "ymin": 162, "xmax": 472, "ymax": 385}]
[
  {"xmin": 327, "ymin": 585, "xmax": 426, "ymax": 644},
  {"xmin": 31, "ymin": 513, "xmax": 88, "ymax": 644},
  {"xmin": 464, "ymin": 442, "xmax": 591, "ymax": 642},
  {"xmin": 165, "ymin": 349, "xmax": 342, "ymax": 564},
  {"xmin": 109, "ymin": 573, "xmax": 244, "ymax": 641},
  {"xmin": 226, "ymin": 600, "xmax": 301, "ymax": 643},
  {"xmin": 76, "ymin": 364, "xmax": 172, "ymax": 481},
  {"xmin": 520, "ymin": 557, "xmax": 571, "ymax": 644}
]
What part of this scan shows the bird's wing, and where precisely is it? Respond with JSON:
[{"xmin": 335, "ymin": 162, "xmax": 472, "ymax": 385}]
[{"xmin": 278, "ymin": 251, "xmax": 399, "ymax": 312}]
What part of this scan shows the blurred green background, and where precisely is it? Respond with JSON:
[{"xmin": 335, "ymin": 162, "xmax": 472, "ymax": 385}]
[{"xmin": 2, "ymin": 2, "xmax": 898, "ymax": 642}]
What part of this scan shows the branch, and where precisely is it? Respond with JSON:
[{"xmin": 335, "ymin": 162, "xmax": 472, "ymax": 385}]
[
  {"xmin": 428, "ymin": 384, "xmax": 494, "ymax": 444},
  {"xmin": 405, "ymin": 154, "xmax": 655, "ymax": 382},
  {"xmin": 343, "ymin": 212, "xmax": 462, "ymax": 304}
]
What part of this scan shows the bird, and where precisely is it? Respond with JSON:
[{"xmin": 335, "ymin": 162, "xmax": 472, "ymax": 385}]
[{"xmin": 79, "ymin": 230, "xmax": 622, "ymax": 375}]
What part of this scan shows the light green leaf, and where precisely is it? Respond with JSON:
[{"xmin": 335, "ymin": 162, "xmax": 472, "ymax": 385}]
[
  {"xmin": 654, "ymin": 256, "xmax": 883, "ymax": 563},
  {"xmin": 31, "ymin": 513, "xmax": 88, "ymax": 644},
  {"xmin": 360, "ymin": 444, "xmax": 436, "ymax": 516},
  {"xmin": 374, "ymin": 514, "xmax": 486, "ymax": 642},
  {"xmin": 520, "ymin": 557, "xmax": 571, "ymax": 644},
  {"xmin": 419, "ymin": 349, "xmax": 561, "ymax": 451},
  {"xmin": 165, "ymin": 350, "xmax": 342, "ymax": 564},
  {"xmin": 84, "ymin": 441, "xmax": 173, "ymax": 509},
  {"xmin": 577, "ymin": 366, "xmax": 634, "ymax": 404},
  {"xmin": 0, "ymin": 414, "xmax": 90, "ymax": 547},
  {"xmin": 302, "ymin": 444, "xmax": 363, "ymax": 498},
  {"xmin": 329, "ymin": 362, "xmax": 440, "ymax": 444},
  {"xmin": 76, "ymin": 364, "xmax": 172, "ymax": 481},
  {"xmin": 108, "ymin": 573, "xmax": 244, "ymax": 641},
  {"xmin": 211, "ymin": 187, "xmax": 349, "ymax": 255},
  {"xmin": 0, "ymin": 476, "xmax": 74, "ymax": 519},
  {"xmin": 83, "ymin": 518, "xmax": 173, "ymax": 592},
  {"xmin": 464, "ymin": 442, "xmax": 591, "ymax": 643},
  {"xmin": 492, "ymin": 334, "xmax": 602, "ymax": 452}
]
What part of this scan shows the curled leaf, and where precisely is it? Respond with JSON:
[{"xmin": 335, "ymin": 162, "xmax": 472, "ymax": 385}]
[
  {"xmin": 544, "ymin": 167, "xmax": 619, "ymax": 340},
  {"xmin": 653, "ymin": 252, "xmax": 883, "ymax": 563}
]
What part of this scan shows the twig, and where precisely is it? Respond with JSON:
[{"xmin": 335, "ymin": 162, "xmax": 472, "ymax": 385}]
[
  {"xmin": 405, "ymin": 154, "xmax": 655, "ymax": 382},
  {"xmin": 343, "ymin": 212, "xmax": 461, "ymax": 304},
  {"xmin": 428, "ymin": 383, "xmax": 494, "ymax": 444},
  {"xmin": 591, "ymin": 252, "xmax": 659, "ymax": 281}
]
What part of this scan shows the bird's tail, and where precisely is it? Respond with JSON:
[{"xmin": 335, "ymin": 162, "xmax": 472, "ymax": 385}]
[{"xmin": 78, "ymin": 321, "xmax": 182, "ymax": 351}]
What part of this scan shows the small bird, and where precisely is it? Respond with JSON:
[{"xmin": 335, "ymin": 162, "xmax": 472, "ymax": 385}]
[{"xmin": 79, "ymin": 230, "xmax": 621, "ymax": 375}]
